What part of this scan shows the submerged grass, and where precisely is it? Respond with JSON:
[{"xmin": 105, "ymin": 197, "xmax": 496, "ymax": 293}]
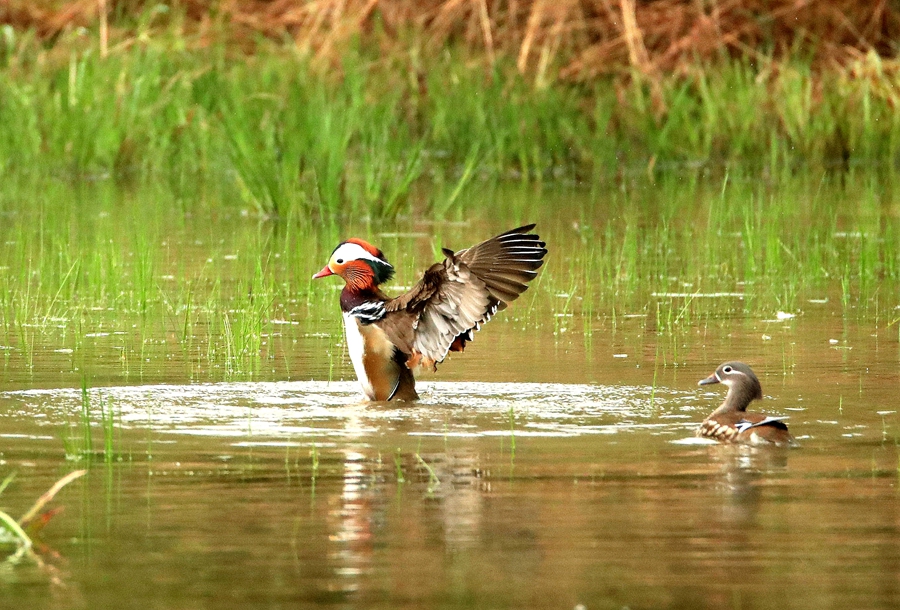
[
  {"xmin": 0, "ymin": 470, "xmax": 86, "ymax": 560},
  {"xmin": 414, "ymin": 453, "xmax": 441, "ymax": 495},
  {"xmin": 62, "ymin": 378, "xmax": 121, "ymax": 461},
  {"xmin": 0, "ymin": 167, "xmax": 899, "ymax": 387}
]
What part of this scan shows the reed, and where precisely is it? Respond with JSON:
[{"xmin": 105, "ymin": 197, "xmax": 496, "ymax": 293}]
[
  {"xmin": 0, "ymin": 470, "xmax": 86, "ymax": 558},
  {"xmin": 394, "ymin": 449, "xmax": 406, "ymax": 484},
  {"xmin": 60, "ymin": 379, "xmax": 120, "ymax": 461},
  {"xmin": 415, "ymin": 453, "xmax": 441, "ymax": 494},
  {"xmin": 8, "ymin": 1, "xmax": 897, "ymax": 82},
  {"xmin": 67, "ymin": 376, "xmax": 95, "ymax": 459},
  {"xmin": 508, "ymin": 406, "xmax": 517, "ymax": 454}
]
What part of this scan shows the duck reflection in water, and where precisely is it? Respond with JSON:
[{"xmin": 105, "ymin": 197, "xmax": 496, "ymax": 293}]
[{"xmin": 692, "ymin": 362, "xmax": 797, "ymax": 528}]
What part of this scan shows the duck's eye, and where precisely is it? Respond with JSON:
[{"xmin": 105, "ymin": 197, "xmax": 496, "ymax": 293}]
[
  {"xmin": 723, "ymin": 365, "xmax": 733, "ymax": 373},
  {"xmin": 336, "ymin": 258, "xmax": 344, "ymax": 264}
]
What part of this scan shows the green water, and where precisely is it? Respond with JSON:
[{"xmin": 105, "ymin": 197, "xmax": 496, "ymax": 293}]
[{"xmin": 1, "ymin": 170, "xmax": 900, "ymax": 609}]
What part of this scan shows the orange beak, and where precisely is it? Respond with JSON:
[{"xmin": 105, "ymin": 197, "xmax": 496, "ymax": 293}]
[{"xmin": 312, "ymin": 265, "xmax": 334, "ymax": 279}]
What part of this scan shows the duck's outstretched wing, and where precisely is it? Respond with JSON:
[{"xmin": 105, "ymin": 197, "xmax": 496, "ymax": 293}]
[{"xmin": 376, "ymin": 225, "xmax": 547, "ymax": 369}]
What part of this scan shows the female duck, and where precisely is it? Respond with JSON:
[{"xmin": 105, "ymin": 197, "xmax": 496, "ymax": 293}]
[{"xmin": 697, "ymin": 361, "xmax": 796, "ymax": 447}]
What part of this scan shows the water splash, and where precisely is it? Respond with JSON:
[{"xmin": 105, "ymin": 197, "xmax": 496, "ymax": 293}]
[{"xmin": 4, "ymin": 381, "xmax": 698, "ymax": 440}]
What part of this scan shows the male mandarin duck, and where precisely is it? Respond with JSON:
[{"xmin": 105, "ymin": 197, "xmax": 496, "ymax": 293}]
[
  {"xmin": 313, "ymin": 225, "xmax": 547, "ymax": 401},
  {"xmin": 697, "ymin": 361, "xmax": 797, "ymax": 447}
]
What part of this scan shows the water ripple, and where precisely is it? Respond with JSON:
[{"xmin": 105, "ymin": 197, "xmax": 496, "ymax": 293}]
[{"xmin": 3, "ymin": 381, "xmax": 697, "ymax": 440}]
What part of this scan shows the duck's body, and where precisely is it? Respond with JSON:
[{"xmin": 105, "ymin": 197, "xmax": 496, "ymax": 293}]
[
  {"xmin": 314, "ymin": 225, "xmax": 547, "ymax": 401},
  {"xmin": 697, "ymin": 410, "xmax": 793, "ymax": 446},
  {"xmin": 342, "ymin": 309, "xmax": 419, "ymax": 401},
  {"xmin": 697, "ymin": 361, "xmax": 796, "ymax": 447}
]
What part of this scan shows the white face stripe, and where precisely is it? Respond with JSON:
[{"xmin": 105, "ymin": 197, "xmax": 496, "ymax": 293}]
[
  {"xmin": 331, "ymin": 242, "xmax": 392, "ymax": 267},
  {"xmin": 718, "ymin": 366, "xmax": 748, "ymax": 385}
]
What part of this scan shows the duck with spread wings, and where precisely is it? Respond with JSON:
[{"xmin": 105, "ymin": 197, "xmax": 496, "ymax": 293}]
[{"xmin": 313, "ymin": 225, "xmax": 547, "ymax": 401}]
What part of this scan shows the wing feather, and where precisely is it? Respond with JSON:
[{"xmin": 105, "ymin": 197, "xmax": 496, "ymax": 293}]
[{"xmin": 377, "ymin": 225, "xmax": 546, "ymax": 368}]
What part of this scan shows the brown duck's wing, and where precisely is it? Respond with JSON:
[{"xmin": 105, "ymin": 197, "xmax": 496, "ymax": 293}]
[
  {"xmin": 699, "ymin": 411, "xmax": 796, "ymax": 447},
  {"xmin": 736, "ymin": 412, "xmax": 788, "ymax": 428},
  {"xmin": 379, "ymin": 225, "xmax": 547, "ymax": 368},
  {"xmin": 697, "ymin": 413, "xmax": 742, "ymax": 442},
  {"xmin": 376, "ymin": 263, "xmax": 445, "ymax": 357},
  {"xmin": 736, "ymin": 413, "xmax": 796, "ymax": 447}
]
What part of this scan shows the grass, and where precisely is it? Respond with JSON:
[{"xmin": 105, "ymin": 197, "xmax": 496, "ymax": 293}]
[
  {"xmin": 414, "ymin": 453, "xmax": 441, "ymax": 495},
  {"xmin": 394, "ymin": 449, "xmax": 406, "ymax": 484},
  {"xmin": 62, "ymin": 378, "xmax": 121, "ymax": 461},
  {"xmin": 0, "ymin": 470, "xmax": 86, "ymax": 561},
  {"xmin": 508, "ymin": 406, "xmax": 517, "ymax": 454},
  {"xmin": 0, "ymin": 15, "xmax": 898, "ymax": 388},
  {"xmin": 0, "ymin": 168, "xmax": 898, "ymax": 388},
  {"xmin": 1, "ymin": 23, "xmax": 899, "ymax": 220}
]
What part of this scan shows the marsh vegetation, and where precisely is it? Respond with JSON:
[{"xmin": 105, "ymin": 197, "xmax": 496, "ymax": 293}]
[{"xmin": 2, "ymin": 2, "xmax": 900, "ymax": 608}]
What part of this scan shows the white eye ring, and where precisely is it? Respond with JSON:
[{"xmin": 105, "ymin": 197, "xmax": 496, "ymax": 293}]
[{"xmin": 723, "ymin": 365, "xmax": 733, "ymax": 373}]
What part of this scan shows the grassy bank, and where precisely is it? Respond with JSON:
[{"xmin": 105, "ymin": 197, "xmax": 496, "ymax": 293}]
[
  {"xmin": 1, "ymin": 15, "xmax": 899, "ymax": 220},
  {"xmin": 1, "ymin": 5, "xmax": 899, "ymax": 388}
]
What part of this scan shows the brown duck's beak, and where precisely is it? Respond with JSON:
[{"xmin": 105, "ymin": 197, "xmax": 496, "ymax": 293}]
[
  {"xmin": 698, "ymin": 372, "xmax": 720, "ymax": 386},
  {"xmin": 312, "ymin": 265, "xmax": 334, "ymax": 279}
]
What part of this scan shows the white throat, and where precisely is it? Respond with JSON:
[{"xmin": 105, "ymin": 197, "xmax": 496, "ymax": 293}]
[{"xmin": 342, "ymin": 313, "xmax": 374, "ymax": 399}]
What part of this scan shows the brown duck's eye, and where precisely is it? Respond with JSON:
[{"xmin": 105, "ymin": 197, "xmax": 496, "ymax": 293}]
[
  {"xmin": 336, "ymin": 259, "xmax": 344, "ymax": 264},
  {"xmin": 723, "ymin": 366, "xmax": 733, "ymax": 373}
]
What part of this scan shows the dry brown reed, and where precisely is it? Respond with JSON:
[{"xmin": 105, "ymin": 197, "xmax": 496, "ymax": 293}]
[{"xmin": 3, "ymin": 0, "xmax": 899, "ymax": 82}]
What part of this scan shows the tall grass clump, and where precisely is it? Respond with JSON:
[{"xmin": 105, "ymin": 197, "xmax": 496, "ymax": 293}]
[
  {"xmin": 0, "ymin": 6, "xmax": 899, "ymax": 222},
  {"xmin": 61, "ymin": 378, "xmax": 120, "ymax": 462}
]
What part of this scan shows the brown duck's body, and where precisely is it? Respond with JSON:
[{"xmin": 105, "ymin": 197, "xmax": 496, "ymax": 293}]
[
  {"xmin": 314, "ymin": 225, "xmax": 547, "ymax": 402},
  {"xmin": 698, "ymin": 410, "xmax": 795, "ymax": 446},
  {"xmin": 697, "ymin": 361, "xmax": 797, "ymax": 448}
]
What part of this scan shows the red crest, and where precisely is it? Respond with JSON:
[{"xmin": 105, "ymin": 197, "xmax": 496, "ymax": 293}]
[{"xmin": 345, "ymin": 238, "xmax": 384, "ymax": 260}]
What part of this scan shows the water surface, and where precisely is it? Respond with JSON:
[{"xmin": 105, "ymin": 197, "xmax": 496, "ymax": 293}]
[{"xmin": 1, "ymin": 173, "xmax": 900, "ymax": 609}]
